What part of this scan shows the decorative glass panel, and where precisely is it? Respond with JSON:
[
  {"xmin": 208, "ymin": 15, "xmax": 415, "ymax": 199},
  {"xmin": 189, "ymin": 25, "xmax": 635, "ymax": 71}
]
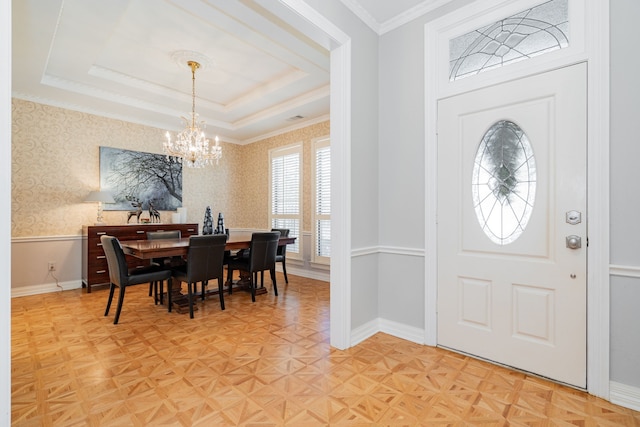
[
  {"xmin": 449, "ymin": 0, "xmax": 569, "ymax": 81},
  {"xmin": 472, "ymin": 120, "xmax": 536, "ymax": 245}
]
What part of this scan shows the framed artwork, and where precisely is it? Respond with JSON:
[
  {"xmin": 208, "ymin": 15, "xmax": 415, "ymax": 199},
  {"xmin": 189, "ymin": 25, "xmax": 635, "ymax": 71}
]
[{"xmin": 100, "ymin": 146, "xmax": 182, "ymax": 211}]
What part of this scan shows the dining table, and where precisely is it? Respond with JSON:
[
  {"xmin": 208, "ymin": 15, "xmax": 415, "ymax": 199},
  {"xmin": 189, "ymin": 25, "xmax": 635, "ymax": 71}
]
[
  {"xmin": 121, "ymin": 231, "xmax": 296, "ymax": 259},
  {"xmin": 120, "ymin": 231, "xmax": 296, "ymax": 313}
]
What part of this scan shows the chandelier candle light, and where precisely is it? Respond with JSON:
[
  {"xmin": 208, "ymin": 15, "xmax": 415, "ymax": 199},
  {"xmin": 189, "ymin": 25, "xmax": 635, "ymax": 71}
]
[{"xmin": 164, "ymin": 60, "xmax": 222, "ymax": 168}]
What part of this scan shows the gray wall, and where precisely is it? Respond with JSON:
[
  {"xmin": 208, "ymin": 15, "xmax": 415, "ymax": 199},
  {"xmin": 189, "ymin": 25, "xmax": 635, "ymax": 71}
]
[
  {"xmin": 610, "ymin": 0, "xmax": 640, "ymax": 388},
  {"xmin": 377, "ymin": 15, "xmax": 426, "ymax": 328},
  {"xmin": 304, "ymin": 0, "xmax": 381, "ymax": 329},
  {"xmin": 376, "ymin": 1, "xmax": 474, "ymax": 329}
]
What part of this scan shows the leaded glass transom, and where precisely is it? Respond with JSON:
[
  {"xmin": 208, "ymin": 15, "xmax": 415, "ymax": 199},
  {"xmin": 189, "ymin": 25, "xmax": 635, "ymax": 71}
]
[
  {"xmin": 449, "ymin": 0, "xmax": 568, "ymax": 81},
  {"xmin": 472, "ymin": 120, "xmax": 536, "ymax": 245}
]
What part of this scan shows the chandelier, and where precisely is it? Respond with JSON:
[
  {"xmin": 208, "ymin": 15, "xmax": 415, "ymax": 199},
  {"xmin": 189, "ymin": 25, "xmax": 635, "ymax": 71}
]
[{"xmin": 164, "ymin": 60, "xmax": 222, "ymax": 168}]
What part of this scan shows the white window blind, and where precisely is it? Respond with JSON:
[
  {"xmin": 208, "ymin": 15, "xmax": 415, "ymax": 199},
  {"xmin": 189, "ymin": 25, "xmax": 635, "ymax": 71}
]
[
  {"xmin": 270, "ymin": 145, "xmax": 301, "ymax": 255},
  {"xmin": 313, "ymin": 139, "xmax": 330, "ymax": 263}
]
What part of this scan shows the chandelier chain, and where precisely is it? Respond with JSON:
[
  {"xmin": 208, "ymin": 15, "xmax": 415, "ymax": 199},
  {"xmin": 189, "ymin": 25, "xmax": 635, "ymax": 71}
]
[
  {"xmin": 189, "ymin": 61, "xmax": 198, "ymax": 129},
  {"xmin": 163, "ymin": 60, "xmax": 222, "ymax": 168}
]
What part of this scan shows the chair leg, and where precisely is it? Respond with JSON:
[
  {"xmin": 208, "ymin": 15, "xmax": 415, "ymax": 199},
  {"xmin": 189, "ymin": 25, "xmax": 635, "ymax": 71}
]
[
  {"xmin": 270, "ymin": 268, "xmax": 278, "ymax": 296},
  {"xmin": 218, "ymin": 277, "xmax": 225, "ymax": 310},
  {"xmin": 159, "ymin": 280, "xmax": 164, "ymax": 305},
  {"xmin": 113, "ymin": 285, "xmax": 127, "ymax": 325},
  {"xmin": 227, "ymin": 267, "xmax": 234, "ymax": 294},
  {"xmin": 188, "ymin": 281, "xmax": 195, "ymax": 319},
  {"xmin": 201, "ymin": 280, "xmax": 207, "ymax": 301},
  {"xmin": 153, "ymin": 281, "xmax": 158, "ymax": 305},
  {"xmin": 104, "ymin": 283, "xmax": 116, "ymax": 316},
  {"xmin": 282, "ymin": 259, "xmax": 288, "ymax": 284},
  {"xmin": 167, "ymin": 278, "xmax": 173, "ymax": 313},
  {"xmin": 148, "ymin": 281, "xmax": 153, "ymax": 297},
  {"xmin": 250, "ymin": 273, "xmax": 256, "ymax": 302}
]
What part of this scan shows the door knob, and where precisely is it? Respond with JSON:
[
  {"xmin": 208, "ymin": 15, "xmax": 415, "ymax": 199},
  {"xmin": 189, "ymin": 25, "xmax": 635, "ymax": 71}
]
[{"xmin": 566, "ymin": 235, "xmax": 581, "ymax": 249}]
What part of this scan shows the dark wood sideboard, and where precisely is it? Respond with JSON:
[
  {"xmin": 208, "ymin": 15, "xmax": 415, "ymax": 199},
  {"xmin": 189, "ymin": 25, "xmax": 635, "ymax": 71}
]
[{"xmin": 82, "ymin": 223, "xmax": 199, "ymax": 293}]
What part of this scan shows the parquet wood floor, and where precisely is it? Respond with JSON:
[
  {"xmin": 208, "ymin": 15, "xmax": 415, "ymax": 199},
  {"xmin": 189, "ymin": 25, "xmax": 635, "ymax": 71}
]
[{"xmin": 12, "ymin": 274, "xmax": 640, "ymax": 426}]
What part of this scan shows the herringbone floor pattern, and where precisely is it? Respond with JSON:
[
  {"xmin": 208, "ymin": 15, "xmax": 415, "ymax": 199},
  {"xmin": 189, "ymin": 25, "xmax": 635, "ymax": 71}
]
[{"xmin": 12, "ymin": 274, "xmax": 640, "ymax": 426}]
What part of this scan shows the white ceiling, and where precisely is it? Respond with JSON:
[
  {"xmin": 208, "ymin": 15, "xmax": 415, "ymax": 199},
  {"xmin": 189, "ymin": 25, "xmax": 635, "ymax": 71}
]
[{"xmin": 11, "ymin": 0, "xmax": 453, "ymax": 144}]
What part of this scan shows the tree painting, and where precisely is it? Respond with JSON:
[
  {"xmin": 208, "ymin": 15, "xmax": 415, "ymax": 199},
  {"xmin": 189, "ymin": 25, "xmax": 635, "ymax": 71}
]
[{"xmin": 100, "ymin": 146, "xmax": 182, "ymax": 211}]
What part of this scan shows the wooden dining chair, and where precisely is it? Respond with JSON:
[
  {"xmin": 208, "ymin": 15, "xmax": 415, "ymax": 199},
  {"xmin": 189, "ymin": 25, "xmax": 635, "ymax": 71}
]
[
  {"xmin": 100, "ymin": 235, "xmax": 173, "ymax": 324},
  {"xmin": 170, "ymin": 234, "xmax": 228, "ymax": 319},
  {"xmin": 147, "ymin": 230, "xmax": 182, "ymax": 304},
  {"xmin": 226, "ymin": 231, "xmax": 280, "ymax": 302}
]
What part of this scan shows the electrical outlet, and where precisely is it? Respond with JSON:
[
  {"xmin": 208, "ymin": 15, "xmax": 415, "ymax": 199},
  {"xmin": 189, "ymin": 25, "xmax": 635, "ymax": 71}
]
[{"xmin": 48, "ymin": 262, "xmax": 56, "ymax": 272}]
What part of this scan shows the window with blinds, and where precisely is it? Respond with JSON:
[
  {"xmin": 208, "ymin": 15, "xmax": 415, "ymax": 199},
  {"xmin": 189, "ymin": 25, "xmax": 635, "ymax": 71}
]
[
  {"xmin": 313, "ymin": 138, "xmax": 330, "ymax": 263},
  {"xmin": 270, "ymin": 144, "xmax": 301, "ymax": 255}
]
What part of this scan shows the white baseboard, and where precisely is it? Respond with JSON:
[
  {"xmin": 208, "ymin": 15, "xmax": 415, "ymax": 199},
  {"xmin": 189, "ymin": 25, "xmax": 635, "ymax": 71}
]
[
  {"xmin": 11, "ymin": 280, "xmax": 83, "ymax": 298},
  {"xmin": 379, "ymin": 319, "xmax": 425, "ymax": 345},
  {"xmin": 610, "ymin": 381, "xmax": 640, "ymax": 411},
  {"xmin": 351, "ymin": 317, "xmax": 425, "ymax": 347},
  {"xmin": 284, "ymin": 264, "xmax": 329, "ymax": 282},
  {"xmin": 351, "ymin": 319, "xmax": 380, "ymax": 346}
]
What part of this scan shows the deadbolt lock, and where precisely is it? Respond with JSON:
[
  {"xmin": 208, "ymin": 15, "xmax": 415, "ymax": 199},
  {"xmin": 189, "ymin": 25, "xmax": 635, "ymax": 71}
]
[{"xmin": 566, "ymin": 210, "xmax": 582, "ymax": 225}]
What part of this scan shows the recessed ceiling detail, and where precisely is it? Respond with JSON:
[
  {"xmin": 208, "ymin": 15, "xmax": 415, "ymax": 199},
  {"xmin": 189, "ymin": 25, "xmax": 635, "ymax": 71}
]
[{"xmin": 12, "ymin": 0, "xmax": 331, "ymax": 143}]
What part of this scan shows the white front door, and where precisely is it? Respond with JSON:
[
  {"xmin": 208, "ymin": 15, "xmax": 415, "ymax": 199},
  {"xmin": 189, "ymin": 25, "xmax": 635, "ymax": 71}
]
[{"xmin": 437, "ymin": 63, "xmax": 587, "ymax": 388}]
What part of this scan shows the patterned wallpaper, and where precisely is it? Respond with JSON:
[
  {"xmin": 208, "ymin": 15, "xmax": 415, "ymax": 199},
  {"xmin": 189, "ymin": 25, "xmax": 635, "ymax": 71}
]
[
  {"xmin": 233, "ymin": 121, "xmax": 331, "ymax": 232},
  {"xmin": 11, "ymin": 98, "xmax": 329, "ymax": 237}
]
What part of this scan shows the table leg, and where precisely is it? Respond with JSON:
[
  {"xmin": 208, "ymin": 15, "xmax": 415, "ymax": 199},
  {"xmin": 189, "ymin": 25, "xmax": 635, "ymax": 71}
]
[{"xmin": 167, "ymin": 280, "xmax": 198, "ymax": 314}]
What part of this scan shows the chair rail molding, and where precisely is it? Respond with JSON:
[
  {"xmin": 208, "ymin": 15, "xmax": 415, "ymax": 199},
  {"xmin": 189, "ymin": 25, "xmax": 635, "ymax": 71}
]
[
  {"xmin": 12, "ymin": 235, "xmax": 83, "ymax": 243},
  {"xmin": 610, "ymin": 264, "xmax": 640, "ymax": 279}
]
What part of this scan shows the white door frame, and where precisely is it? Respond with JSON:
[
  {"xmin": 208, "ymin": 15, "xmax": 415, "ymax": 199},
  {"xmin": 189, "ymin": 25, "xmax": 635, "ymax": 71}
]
[
  {"xmin": 1, "ymin": 0, "xmax": 11, "ymax": 421},
  {"xmin": 424, "ymin": 0, "xmax": 610, "ymax": 398}
]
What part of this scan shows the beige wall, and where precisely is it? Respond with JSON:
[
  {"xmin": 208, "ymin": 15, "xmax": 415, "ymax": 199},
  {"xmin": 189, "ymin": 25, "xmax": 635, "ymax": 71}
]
[{"xmin": 12, "ymin": 98, "xmax": 329, "ymax": 238}]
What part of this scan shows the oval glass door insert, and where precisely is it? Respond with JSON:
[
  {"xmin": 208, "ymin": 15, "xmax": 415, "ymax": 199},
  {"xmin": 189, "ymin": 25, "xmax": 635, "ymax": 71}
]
[{"xmin": 472, "ymin": 120, "xmax": 536, "ymax": 245}]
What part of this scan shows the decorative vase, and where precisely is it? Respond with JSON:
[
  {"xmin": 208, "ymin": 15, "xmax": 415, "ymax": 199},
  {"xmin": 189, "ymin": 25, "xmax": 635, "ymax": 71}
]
[
  {"xmin": 215, "ymin": 213, "xmax": 225, "ymax": 235},
  {"xmin": 203, "ymin": 206, "xmax": 213, "ymax": 235}
]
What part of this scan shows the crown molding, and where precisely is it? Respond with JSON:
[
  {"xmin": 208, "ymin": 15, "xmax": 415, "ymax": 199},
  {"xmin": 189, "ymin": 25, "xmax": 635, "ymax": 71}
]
[
  {"xmin": 340, "ymin": 0, "xmax": 455, "ymax": 35},
  {"xmin": 240, "ymin": 114, "xmax": 330, "ymax": 145},
  {"xmin": 339, "ymin": 0, "xmax": 381, "ymax": 33},
  {"xmin": 379, "ymin": 0, "xmax": 454, "ymax": 35}
]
